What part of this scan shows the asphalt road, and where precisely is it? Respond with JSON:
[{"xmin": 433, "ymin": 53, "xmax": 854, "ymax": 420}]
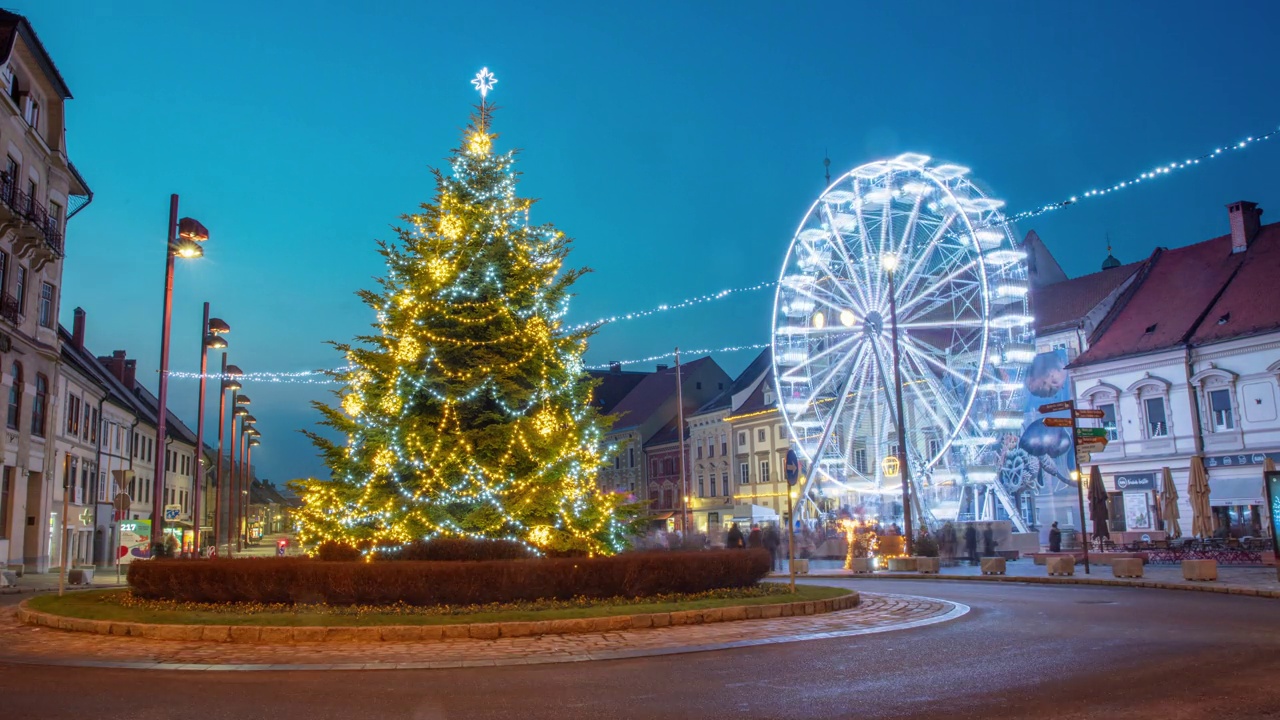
[{"xmin": 3, "ymin": 579, "xmax": 1279, "ymax": 720}]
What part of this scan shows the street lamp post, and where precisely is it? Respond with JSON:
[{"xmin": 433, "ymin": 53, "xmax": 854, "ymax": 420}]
[
  {"xmin": 192, "ymin": 306, "xmax": 228, "ymax": 557},
  {"xmin": 883, "ymin": 253, "xmax": 914, "ymax": 556},
  {"xmin": 229, "ymin": 397, "xmax": 249, "ymax": 554},
  {"xmin": 247, "ymin": 434, "xmax": 261, "ymax": 544},
  {"xmin": 238, "ymin": 418, "xmax": 257, "ymax": 548},
  {"xmin": 215, "ymin": 364, "xmax": 242, "ymax": 555},
  {"xmin": 152, "ymin": 195, "xmax": 208, "ymax": 554}
]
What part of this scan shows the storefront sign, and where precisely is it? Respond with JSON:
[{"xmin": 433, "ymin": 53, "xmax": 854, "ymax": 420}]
[
  {"xmin": 1114, "ymin": 472, "xmax": 1156, "ymax": 491},
  {"xmin": 1123, "ymin": 491, "xmax": 1152, "ymax": 530},
  {"xmin": 117, "ymin": 519, "xmax": 151, "ymax": 565},
  {"xmin": 1205, "ymin": 452, "xmax": 1280, "ymax": 469},
  {"xmin": 1265, "ymin": 472, "xmax": 1280, "ymax": 560}
]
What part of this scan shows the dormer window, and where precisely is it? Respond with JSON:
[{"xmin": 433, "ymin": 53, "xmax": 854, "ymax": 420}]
[{"xmin": 23, "ymin": 96, "xmax": 38, "ymax": 129}]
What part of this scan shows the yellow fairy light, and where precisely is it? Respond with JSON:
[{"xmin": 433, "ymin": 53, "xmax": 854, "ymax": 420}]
[
  {"xmin": 533, "ymin": 408, "xmax": 558, "ymax": 437},
  {"xmin": 468, "ymin": 131, "xmax": 492, "ymax": 156},
  {"xmin": 342, "ymin": 393, "xmax": 363, "ymax": 417},
  {"xmin": 427, "ymin": 257, "xmax": 453, "ymax": 284},
  {"xmin": 527, "ymin": 525, "xmax": 555, "ymax": 547},
  {"xmin": 379, "ymin": 393, "xmax": 403, "ymax": 414},
  {"xmin": 439, "ymin": 214, "xmax": 464, "ymax": 240},
  {"xmin": 394, "ymin": 335, "xmax": 422, "ymax": 362},
  {"xmin": 374, "ymin": 447, "xmax": 396, "ymax": 472}
]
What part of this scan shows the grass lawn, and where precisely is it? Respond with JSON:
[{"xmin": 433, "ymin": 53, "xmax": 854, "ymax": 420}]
[{"xmin": 27, "ymin": 585, "xmax": 852, "ymax": 627}]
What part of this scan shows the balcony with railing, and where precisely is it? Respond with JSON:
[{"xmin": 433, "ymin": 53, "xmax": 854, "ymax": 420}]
[
  {"xmin": 0, "ymin": 293, "xmax": 18, "ymax": 325},
  {"xmin": 0, "ymin": 172, "xmax": 64, "ymax": 264}
]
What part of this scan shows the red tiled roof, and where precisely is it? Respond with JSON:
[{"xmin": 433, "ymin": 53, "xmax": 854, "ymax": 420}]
[
  {"xmin": 1032, "ymin": 261, "xmax": 1143, "ymax": 334},
  {"xmin": 587, "ymin": 369, "xmax": 649, "ymax": 415},
  {"xmin": 1189, "ymin": 222, "xmax": 1280, "ymax": 345},
  {"xmin": 608, "ymin": 356, "xmax": 716, "ymax": 431},
  {"xmin": 1074, "ymin": 234, "xmax": 1247, "ymax": 366},
  {"xmin": 643, "ymin": 417, "xmax": 683, "ymax": 448},
  {"xmin": 732, "ymin": 372, "xmax": 775, "ymax": 416}
]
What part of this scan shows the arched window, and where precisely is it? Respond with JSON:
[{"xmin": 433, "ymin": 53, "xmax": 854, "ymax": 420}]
[
  {"xmin": 6, "ymin": 362, "xmax": 21, "ymax": 430},
  {"xmin": 31, "ymin": 373, "xmax": 47, "ymax": 437}
]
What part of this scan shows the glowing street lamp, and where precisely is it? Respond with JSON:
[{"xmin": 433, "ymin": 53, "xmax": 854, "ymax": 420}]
[
  {"xmin": 215, "ymin": 364, "xmax": 242, "ymax": 555},
  {"xmin": 192, "ymin": 306, "xmax": 229, "ymax": 557},
  {"xmin": 882, "ymin": 252, "xmax": 914, "ymax": 555},
  {"xmin": 152, "ymin": 196, "xmax": 209, "ymax": 555}
]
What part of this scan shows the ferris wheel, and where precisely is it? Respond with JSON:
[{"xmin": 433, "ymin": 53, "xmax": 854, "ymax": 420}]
[{"xmin": 771, "ymin": 154, "xmax": 1034, "ymax": 528}]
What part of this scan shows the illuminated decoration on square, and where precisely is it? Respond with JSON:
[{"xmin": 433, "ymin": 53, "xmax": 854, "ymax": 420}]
[{"xmin": 291, "ymin": 69, "xmax": 639, "ymax": 556}]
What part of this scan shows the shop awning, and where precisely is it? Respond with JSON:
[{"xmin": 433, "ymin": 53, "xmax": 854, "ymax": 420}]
[
  {"xmin": 650, "ymin": 511, "xmax": 675, "ymax": 520},
  {"xmin": 1208, "ymin": 475, "xmax": 1265, "ymax": 506}
]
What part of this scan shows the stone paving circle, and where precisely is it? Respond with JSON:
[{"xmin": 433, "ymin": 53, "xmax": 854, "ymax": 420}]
[{"xmin": 0, "ymin": 592, "xmax": 965, "ymax": 671}]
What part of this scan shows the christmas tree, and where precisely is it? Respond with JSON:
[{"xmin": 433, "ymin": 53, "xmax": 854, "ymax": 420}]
[{"xmin": 294, "ymin": 69, "xmax": 637, "ymax": 556}]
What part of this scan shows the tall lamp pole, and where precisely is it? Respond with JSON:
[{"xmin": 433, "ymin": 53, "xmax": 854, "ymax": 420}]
[
  {"xmin": 674, "ymin": 347, "xmax": 690, "ymax": 535},
  {"xmin": 238, "ymin": 417, "xmax": 257, "ymax": 547},
  {"xmin": 246, "ymin": 433, "xmax": 261, "ymax": 544},
  {"xmin": 215, "ymin": 364, "xmax": 242, "ymax": 555},
  {"xmin": 883, "ymin": 253, "xmax": 914, "ymax": 556},
  {"xmin": 152, "ymin": 195, "xmax": 208, "ymax": 554},
  {"xmin": 229, "ymin": 395, "xmax": 249, "ymax": 555},
  {"xmin": 192, "ymin": 306, "xmax": 228, "ymax": 557}
]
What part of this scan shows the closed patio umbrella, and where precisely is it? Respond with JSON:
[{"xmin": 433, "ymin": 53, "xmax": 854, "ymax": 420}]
[
  {"xmin": 1160, "ymin": 466, "xmax": 1181, "ymax": 539},
  {"xmin": 1088, "ymin": 465, "xmax": 1110, "ymax": 543},
  {"xmin": 1265, "ymin": 458, "xmax": 1276, "ymax": 539},
  {"xmin": 1189, "ymin": 456, "xmax": 1213, "ymax": 539}
]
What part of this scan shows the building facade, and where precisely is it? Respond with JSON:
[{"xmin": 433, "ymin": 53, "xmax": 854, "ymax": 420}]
[{"xmin": 0, "ymin": 10, "xmax": 90, "ymax": 572}]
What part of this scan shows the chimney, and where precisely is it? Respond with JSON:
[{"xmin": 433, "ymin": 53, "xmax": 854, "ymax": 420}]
[
  {"xmin": 608, "ymin": 361, "xmax": 621, "ymax": 375},
  {"xmin": 72, "ymin": 307, "xmax": 86, "ymax": 349},
  {"xmin": 123, "ymin": 359, "xmax": 137, "ymax": 389},
  {"xmin": 1228, "ymin": 201, "xmax": 1263, "ymax": 254},
  {"xmin": 656, "ymin": 364, "xmax": 668, "ymax": 372},
  {"xmin": 98, "ymin": 350, "xmax": 127, "ymax": 383}
]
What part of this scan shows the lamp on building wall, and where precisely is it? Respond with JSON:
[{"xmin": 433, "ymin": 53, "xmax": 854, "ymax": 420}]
[{"xmin": 152, "ymin": 195, "xmax": 209, "ymax": 555}]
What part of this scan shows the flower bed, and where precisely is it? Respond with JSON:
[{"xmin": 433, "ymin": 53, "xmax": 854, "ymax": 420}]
[{"xmin": 127, "ymin": 549, "xmax": 771, "ymax": 606}]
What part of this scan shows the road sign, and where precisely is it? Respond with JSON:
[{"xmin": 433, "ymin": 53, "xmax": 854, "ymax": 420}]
[
  {"xmin": 1077, "ymin": 428, "xmax": 1108, "ymax": 438},
  {"xmin": 163, "ymin": 504, "xmax": 182, "ymax": 521},
  {"xmin": 1038, "ymin": 400, "xmax": 1075, "ymax": 414},
  {"xmin": 1043, "ymin": 417, "xmax": 1074, "ymax": 427},
  {"xmin": 1074, "ymin": 409, "xmax": 1105, "ymax": 419},
  {"xmin": 784, "ymin": 449, "xmax": 800, "ymax": 486},
  {"xmin": 1075, "ymin": 439, "xmax": 1108, "ymax": 452},
  {"xmin": 1076, "ymin": 452, "xmax": 1092, "ymax": 465},
  {"xmin": 112, "ymin": 492, "xmax": 131, "ymax": 513}
]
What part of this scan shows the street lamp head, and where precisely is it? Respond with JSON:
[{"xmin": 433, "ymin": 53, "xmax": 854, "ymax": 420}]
[
  {"xmin": 172, "ymin": 241, "xmax": 204, "ymax": 259},
  {"xmin": 205, "ymin": 334, "xmax": 228, "ymax": 349},
  {"xmin": 880, "ymin": 252, "xmax": 900, "ymax": 273},
  {"xmin": 178, "ymin": 217, "xmax": 209, "ymax": 243},
  {"xmin": 249, "ymin": 438, "xmax": 261, "ymax": 447},
  {"xmin": 235, "ymin": 395, "xmax": 252, "ymax": 405},
  {"xmin": 242, "ymin": 414, "xmax": 258, "ymax": 425},
  {"xmin": 222, "ymin": 378, "xmax": 242, "ymax": 391},
  {"xmin": 233, "ymin": 406, "xmax": 249, "ymax": 417},
  {"xmin": 207, "ymin": 318, "xmax": 231, "ymax": 335}
]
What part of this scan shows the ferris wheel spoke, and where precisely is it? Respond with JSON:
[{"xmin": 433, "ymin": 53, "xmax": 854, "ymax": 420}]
[
  {"xmin": 899, "ymin": 318, "xmax": 986, "ymax": 330},
  {"xmin": 793, "ymin": 238, "xmax": 861, "ymax": 309},
  {"xmin": 892, "ymin": 193, "xmax": 927, "ymax": 268},
  {"xmin": 819, "ymin": 204, "xmax": 874, "ymax": 311},
  {"xmin": 897, "ymin": 342, "xmax": 967, "ymax": 440},
  {"xmin": 895, "ymin": 257, "xmax": 980, "ymax": 318},
  {"xmin": 803, "ymin": 343, "xmax": 871, "ymax": 484},
  {"xmin": 849, "ymin": 185, "xmax": 884, "ymax": 308},
  {"xmin": 794, "ymin": 336, "xmax": 867, "ymax": 408},
  {"xmin": 896, "ymin": 212, "xmax": 958, "ymax": 302},
  {"xmin": 900, "ymin": 336, "xmax": 976, "ymax": 389},
  {"xmin": 789, "ymin": 282, "xmax": 861, "ymax": 320}
]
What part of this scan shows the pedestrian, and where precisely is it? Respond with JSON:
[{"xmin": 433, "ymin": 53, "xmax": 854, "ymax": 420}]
[
  {"xmin": 763, "ymin": 524, "xmax": 781, "ymax": 571},
  {"xmin": 964, "ymin": 523, "xmax": 978, "ymax": 565},
  {"xmin": 982, "ymin": 523, "xmax": 997, "ymax": 557},
  {"xmin": 726, "ymin": 523, "xmax": 745, "ymax": 549},
  {"xmin": 1048, "ymin": 521, "xmax": 1062, "ymax": 553},
  {"xmin": 940, "ymin": 521, "xmax": 957, "ymax": 562},
  {"xmin": 748, "ymin": 524, "xmax": 764, "ymax": 549}
]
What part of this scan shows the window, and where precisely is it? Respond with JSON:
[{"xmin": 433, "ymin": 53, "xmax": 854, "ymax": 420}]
[
  {"xmin": 23, "ymin": 96, "xmax": 38, "ymax": 128},
  {"xmin": 707, "ymin": 438, "xmax": 714, "ymax": 458},
  {"xmin": 663, "ymin": 458, "xmax": 674, "ymax": 475},
  {"xmin": 721, "ymin": 472, "xmax": 729, "ymax": 497},
  {"xmin": 696, "ymin": 444, "xmax": 703, "ymax": 460},
  {"xmin": 759, "ymin": 460, "xmax": 770, "ymax": 484},
  {"xmin": 31, "ymin": 374, "xmax": 47, "ymax": 437},
  {"xmin": 853, "ymin": 448, "xmax": 868, "ymax": 474},
  {"xmin": 24, "ymin": 179, "xmax": 35, "ymax": 214},
  {"xmin": 697, "ymin": 475, "xmax": 705, "ymax": 498},
  {"xmin": 0, "ymin": 467, "xmax": 11, "ymax": 539},
  {"xmin": 0, "ymin": 250, "xmax": 6, "ymax": 295},
  {"xmin": 47, "ymin": 200, "xmax": 61, "ymax": 238},
  {"xmin": 1099, "ymin": 403, "xmax": 1119, "ymax": 441},
  {"xmin": 738, "ymin": 432, "xmax": 746, "ymax": 448},
  {"xmin": 6, "ymin": 362, "xmax": 20, "ymax": 430},
  {"xmin": 927, "ymin": 437, "xmax": 941, "ymax": 460},
  {"xmin": 66, "ymin": 394, "xmax": 80, "ymax": 435},
  {"xmin": 37, "ymin": 283, "xmax": 53, "ymax": 328},
  {"xmin": 132, "ymin": 433, "xmax": 138, "ymax": 457},
  {"xmin": 651, "ymin": 460, "xmax": 658, "ymax": 477},
  {"xmin": 628, "ymin": 448, "xmax": 634, "ymax": 467},
  {"xmin": 115, "ymin": 424, "xmax": 122, "ymax": 450},
  {"xmin": 613, "ymin": 456, "xmax": 620, "ymax": 470},
  {"xmin": 740, "ymin": 462, "xmax": 750, "ymax": 485},
  {"xmin": 89, "ymin": 407, "xmax": 98, "ymax": 443},
  {"xmin": 65, "ymin": 456, "xmax": 78, "ymax": 502},
  {"xmin": 1209, "ymin": 389, "xmax": 1234, "ymax": 431},
  {"xmin": 778, "ymin": 425, "xmax": 788, "ymax": 440},
  {"xmin": 757, "ymin": 429, "xmax": 766, "ymax": 442},
  {"xmin": 3, "ymin": 156, "xmax": 15, "ymax": 185},
  {"xmin": 720, "ymin": 433, "xmax": 727, "ymax": 456},
  {"xmin": 1144, "ymin": 397, "xmax": 1168, "ymax": 437},
  {"xmin": 14, "ymin": 265, "xmax": 25, "ymax": 314}
]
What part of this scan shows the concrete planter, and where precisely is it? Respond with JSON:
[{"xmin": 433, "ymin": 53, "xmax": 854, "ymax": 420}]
[
  {"xmin": 847, "ymin": 557, "xmax": 875, "ymax": 574},
  {"xmin": 980, "ymin": 557, "xmax": 1006, "ymax": 575},
  {"xmin": 915, "ymin": 557, "xmax": 940, "ymax": 574},
  {"xmin": 1181, "ymin": 559, "xmax": 1217, "ymax": 581},
  {"xmin": 791, "ymin": 559, "xmax": 810, "ymax": 574},
  {"xmin": 1046, "ymin": 556, "xmax": 1075, "ymax": 576},
  {"xmin": 1111, "ymin": 558, "xmax": 1143, "ymax": 578},
  {"xmin": 67, "ymin": 568, "xmax": 95, "ymax": 585},
  {"xmin": 886, "ymin": 557, "xmax": 918, "ymax": 572}
]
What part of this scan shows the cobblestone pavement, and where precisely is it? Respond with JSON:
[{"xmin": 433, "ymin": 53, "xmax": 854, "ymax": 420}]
[
  {"xmin": 779, "ymin": 558, "xmax": 1280, "ymax": 596},
  {"xmin": 0, "ymin": 592, "xmax": 961, "ymax": 671}
]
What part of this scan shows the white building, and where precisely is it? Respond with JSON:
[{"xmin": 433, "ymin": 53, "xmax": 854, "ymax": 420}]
[{"xmin": 0, "ymin": 10, "xmax": 92, "ymax": 573}]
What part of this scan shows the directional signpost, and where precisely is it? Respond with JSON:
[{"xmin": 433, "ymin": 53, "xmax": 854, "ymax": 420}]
[
  {"xmin": 1038, "ymin": 401, "xmax": 1075, "ymax": 414},
  {"xmin": 1043, "ymin": 417, "xmax": 1074, "ymax": 428},
  {"xmin": 1074, "ymin": 409, "xmax": 1106, "ymax": 420},
  {"xmin": 1037, "ymin": 398, "xmax": 1098, "ymax": 574}
]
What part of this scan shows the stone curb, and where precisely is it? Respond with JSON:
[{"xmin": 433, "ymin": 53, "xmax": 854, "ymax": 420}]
[
  {"xmin": 16, "ymin": 591, "xmax": 859, "ymax": 643},
  {"xmin": 795, "ymin": 572, "xmax": 1280, "ymax": 598}
]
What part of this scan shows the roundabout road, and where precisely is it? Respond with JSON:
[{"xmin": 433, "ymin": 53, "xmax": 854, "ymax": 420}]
[{"xmin": 3, "ymin": 579, "xmax": 1278, "ymax": 720}]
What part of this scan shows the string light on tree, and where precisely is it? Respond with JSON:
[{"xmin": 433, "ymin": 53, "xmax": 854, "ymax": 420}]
[{"xmin": 290, "ymin": 68, "xmax": 641, "ymax": 556}]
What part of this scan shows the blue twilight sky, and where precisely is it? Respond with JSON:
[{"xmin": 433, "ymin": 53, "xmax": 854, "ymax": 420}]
[{"xmin": 21, "ymin": 0, "xmax": 1280, "ymax": 484}]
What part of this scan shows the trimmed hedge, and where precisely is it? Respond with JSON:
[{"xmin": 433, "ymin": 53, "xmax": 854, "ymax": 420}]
[
  {"xmin": 314, "ymin": 537, "xmax": 534, "ymax": 562},
  {"xmin": 127, "ymin": 549, "xmax": 772, "ymax": 606}
]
